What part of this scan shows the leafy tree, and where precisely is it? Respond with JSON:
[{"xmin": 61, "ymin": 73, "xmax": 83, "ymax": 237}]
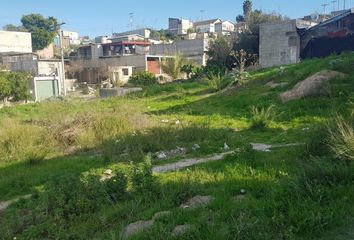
[
  {"xmin": 243, "ymin": 0, "xmax": 253, "ymax": 20},
  {"xmin": 161, "ymin": 53, "xmax": 187, "ymax": 79},
  {"xmin": 2, "ymin": 24, "xmax": 27, "ymax": 32},
  {"xmin": 7, "ymin": 72, "xmax": 31, "ymax": 101},
  {"xmin": 181, "ymin": 64, "xmax": 196, "ymax": 79},
  {"xmin": 0, "ymin": 72, "xmax": 30, "ymax": 102},
  {"xmin": 234, "ymin": 10, "xmax": 287, "ymax": 55},
  {"xmin": 236, "ymin": 15, "xmax": 245, "ymax": 23},
  {"xmin": 21, "ymin": 14, "xmax": 59, "ymax": 51},
  {"xmin": 0, "ymin": 73, "xmax": 11, "ymax": 102},
  {"xmin": 207, "ymin": 37, "xmax": 235, "ymax": 70}
]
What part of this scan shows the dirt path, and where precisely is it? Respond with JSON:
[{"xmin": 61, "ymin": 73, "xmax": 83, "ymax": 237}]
[
  {"xmin": 0, "ymin": 194, "xmax": 32, "ymax": 212},
  {"xmin": 153, "ymin": 151, "xmax": 235, "ymax": 173}
]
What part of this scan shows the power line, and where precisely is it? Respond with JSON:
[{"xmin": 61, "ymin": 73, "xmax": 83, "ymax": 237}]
[{"xmin": 321, "ymin": 3, "xmax": 329, "ymax": 14}]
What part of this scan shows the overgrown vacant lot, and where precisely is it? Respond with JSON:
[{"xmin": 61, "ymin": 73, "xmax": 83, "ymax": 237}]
[{"xmin": 1, "ymin": 54, "xmax": 354, "ymax": 239}]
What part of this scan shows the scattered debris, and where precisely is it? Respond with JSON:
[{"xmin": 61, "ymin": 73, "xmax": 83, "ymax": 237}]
[
  {"xmin": 161, "ymin": 119, "xmax": 169, "ymax": 123},
  {"xmin": 0, "ymin": 194, "xmax": 32, "ymax": 212},
  {"xmin": 302, "ymin": 127, "xmax": 310, "ymax": 131},
  {"xmin": 175, "ymin": 120, "xmax": 181, "ymax": 125},
  {"xmin": 280, "ymin": 70, "xmax": 346, "ymax": 102},
  {"xmin": 192, "ymin": 144, "xmax": 201, "ymax": 151},
  {"xmin": 266, "ymin": 81, "xmax": 288, "ymax": 89},
  {"xmin": 152, "ymin": 211, "xmax": 171, "ymax": 220},
  {"xmin": 153, "ymin": 151, "xmax": 235, "ymax": 173},
  {"xmin": 172, "ymin": 224, "xmax": 195, "ymax": 237},
  {"xmin": 180, "ymin": 195, "xmax": 214, "ymax": 210},
  {"xmin": 251, "ymin": 143, "xmax": 305, "ymax": 152},
  {"xmin": 224, "ymin": 143, "xmax": 230, "ymax": 151},
  {"xmin": 251, "ymin": 143, "xmax": 272, "ymax": 152},
  {"xmin": 100, "ymin": 169, "xmax": 115, "ymax": 181},
  {"xmin": 155, "ymin": 147, "xmax": 187, "ymax": 160},
  {"xmin": 121, "ymin": 220, "xmax": 155, "ymax": 239}
]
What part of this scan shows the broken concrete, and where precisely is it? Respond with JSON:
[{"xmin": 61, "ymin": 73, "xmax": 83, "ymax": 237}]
[
  {"xmin": 280, "ymin": 70, "xmax": 346, "ymax": 102},
  {"xmin": 251, "ymin": 143, "xmax": 304, "ymax": 152},
  {"xmin": 180, "ymin": 195, "xmax": 214, "ymax": 210},
  {"xmin": 153, "ymin": 151, "xmax": 234, "ymax": 173},
  {"xmin": 152, "ymin": 211, "xmax": 171, "ymax": 220},
  {"xmin": 172, "ymin": 224, "xmax": 195, "ymax": 237},
  {"xmin": 121, "ymin": 220, "xmax": 154, "ymax": 239}
]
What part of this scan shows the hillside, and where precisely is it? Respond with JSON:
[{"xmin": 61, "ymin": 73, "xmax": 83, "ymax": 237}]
[{"xmin": 1, "ymin": 53, "xmax": 354, "ymax": 239}]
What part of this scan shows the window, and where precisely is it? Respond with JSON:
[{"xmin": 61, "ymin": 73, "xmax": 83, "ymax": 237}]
[{"xmin": 122, "ymin": 68, "xmax": 129, "ymax": 76}]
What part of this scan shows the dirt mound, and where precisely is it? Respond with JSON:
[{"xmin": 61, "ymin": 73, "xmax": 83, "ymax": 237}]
[{"xmin": 280, "ymin": 70, "xmax": 346, "ymax": 102}]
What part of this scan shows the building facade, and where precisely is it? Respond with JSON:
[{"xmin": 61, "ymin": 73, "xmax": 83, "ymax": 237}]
[{"xmin": 0, "ymin": 31, "xmax": 32, "ymax": 53}]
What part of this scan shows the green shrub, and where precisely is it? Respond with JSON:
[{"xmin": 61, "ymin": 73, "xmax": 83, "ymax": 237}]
[
  {"xmin": 250, "ymin": 105, "xmax": 276, "ymax": 130},
  {"xmin": 103, "ymin": 171, "xmax": 128, "ymax": 202},
  {"xmin": 129, "ymin": 71, "xmax": 158, "ymax": 86},
  {"xmin": 328, "ymin": 116, "xmax": 354, "ymax": 161},
  {"xmin": 131, "ymin": 156, "xmax": 155, "ymax": 194}
]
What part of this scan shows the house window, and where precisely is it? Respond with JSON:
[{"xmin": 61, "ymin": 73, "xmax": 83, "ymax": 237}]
[{"xmin": 122, "ymin": 68, "xmax": 129, "ymax": 76}]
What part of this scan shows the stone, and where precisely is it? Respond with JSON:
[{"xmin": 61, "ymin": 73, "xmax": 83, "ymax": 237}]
[
  {"xmin": 152, "ymin": 211, "xmax": 171, "ymax": 220},
  {"xmin": 171, "ymin": 224, "xmax": 195, "ymax": 237},
  {"xmin": 104, "ymin": 169, "xmax": 113, "ymax": 175},
  {"xmin": 224, "ymin": 143, "xmax": 230, "ymax": 151},
  {"xmin": 251, "ymin": 143, "xmax": 272, "ymax": 152},
  {"xmin": 180, "ymin": 195, "xmax": 214, "ymax": 210},
  {"xmin": 280, "ymin": 70, "xmax": 346, "ymax": 102},
  {"xmin": 121, "ymin": 220, "xmax": 154, "ymax": 239},
  {"xmin": 157, "ymin": 152, "xmax": 168, "ymax": 159},
  {"xmin": 192, "ymin": 144, "xmax": 201, "ymax": 151}
]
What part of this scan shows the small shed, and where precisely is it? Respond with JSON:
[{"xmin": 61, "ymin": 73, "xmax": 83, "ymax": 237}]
[{"xmin": 34, "ymin": 76, "xmax": 60, "ymax": 101}]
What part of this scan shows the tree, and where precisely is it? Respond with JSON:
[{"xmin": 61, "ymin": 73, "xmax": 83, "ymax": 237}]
[
  {"xmin": 234, "ymin": 10, "xmax": 287, "ymax": 56},
  {"xmin": 0, "ymin": 73, "xmax": 11, "ymax": 102},
  {"xmin": 21, "ymin": 14, "xmax": 59, "ymax": 51},
  {"xmin": 7, "ymin": 72, "xmax": 31, "ymax": 101},
  {"xmin": 236, "ymin": 15, "xmax": 245, "ymax": 23},
  {"xmin": 2, "ymin": 24, "xmax": 27, "ymax": 32},
  {"xmin": 243, "ymin": 0, "xmax": 253, "ymax": 20},
  {"xmin": 207, "ymin": 37, "xmax": 235, "ymax": 70},
  {"xmin": 161, "ymin": 53, "xmax": 187, "ymax": 80}
]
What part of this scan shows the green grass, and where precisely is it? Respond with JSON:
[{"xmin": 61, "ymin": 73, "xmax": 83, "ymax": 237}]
[{"xmin": 1, "ymin": 53, "xmax": 354, "ymax": 239}]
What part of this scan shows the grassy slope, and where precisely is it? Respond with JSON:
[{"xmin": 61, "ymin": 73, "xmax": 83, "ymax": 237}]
[{"xmin": 1, "ymin": 54, "xmax": 354, "ymax": 239}]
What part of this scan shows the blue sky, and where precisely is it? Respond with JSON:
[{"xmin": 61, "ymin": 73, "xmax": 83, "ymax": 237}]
[{"xmin": 0, "ymin": 0, "xmax": 353, "ymax": 37}]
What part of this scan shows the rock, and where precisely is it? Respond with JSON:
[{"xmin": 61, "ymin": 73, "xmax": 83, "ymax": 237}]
[
  {"xmin": 192, "ymin": 144, "xmax": 201, "ymax": 151},
  {"xmin": 157, "ymin": 152, "xmax": 168, "ymax": 159},
  {"xmin": 104, "ymin": 169, "xmax": 113, "ymax": 175},
  {"xmin": 280, "ymin": 70, "xmax": 346, "ymax": 102},
  {"xmin": 175, "ymin": 120, "xmax": 181, "ymax": 125},
  {"xmin": 152, "ymin": 211, "xmax": 171, "ymax": 220},
  {"xmin": 266, "ymin": 81, "xmax": 288, "ymax": 89},
  {"xmin": 180, "ymin": 195, "xmax": 214, "ymax": 210},
  {"xmin": 121, "ymin": 220, "xmax": 154, "ymax": 239},
  {"xmin": 251, "ymin": 143, "xmax": 272, "ymax": 152},
  {"xmin": 171, "ymin": 224, "xmax": 195, "ymax": 237},
  {"xmin": 240, "ymin": 189, "xmax": 246, "ymax": 195},
  {"xmin": 224, "ymin": 143, "xmax": 230, "ymax": 151}
]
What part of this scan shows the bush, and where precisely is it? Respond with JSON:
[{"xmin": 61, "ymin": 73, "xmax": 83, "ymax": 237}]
[
  {"xmin": 328, "ymin": 116, "xmax": 354, "ymax": 161},
  {"xmin": 250, "ymin": 105, "xmax": 276, "ymax": 130},
  {"xmin": 103, "ymin": 171, "xmax": 128, "ymax": 202},
  {"xmin": 129, "ymin": 71, "xmax": 158, "ymax": 86},
  {"xmin": 131, "ymin": 156, "xmax": 155, "ymax": 194}
]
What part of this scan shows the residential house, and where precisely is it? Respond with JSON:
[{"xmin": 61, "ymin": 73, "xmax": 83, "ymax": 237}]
[
  {"xmin": 1, "ymin": 53, "xmax": 64, "ymax": 101},
  {"xmin": 194, "ymin": 19, "xmax": 222, "ymax": 33},
  {"xmin": 215, "ymin": 21, "xmax": 236, "ymax": 35},
  {"xmin": 62, "ymin": 30, "xmax": 81, "ymax": 45},
  {"xmin": 0, "ymin": 30, "xmax": 32, "ymax": 54},
  {"xmin": 112, "ymin": 28, "xmax": 151, "ymax": 39},
  {"xmin": 168, "ymin": 18, "xmax": 193, "ymax": 35}
]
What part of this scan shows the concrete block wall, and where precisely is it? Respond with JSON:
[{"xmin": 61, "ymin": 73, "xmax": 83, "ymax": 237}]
[{"xmin": 259, "ymin": 20, "xmax": 300, "ymax": 68}]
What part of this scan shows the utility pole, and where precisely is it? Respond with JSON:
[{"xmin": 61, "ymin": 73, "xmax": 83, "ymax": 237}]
[
  {"xmin": 200, "ymin": 10, "xmax": 205, "ymax": 21},
  {"xmin": 343, "ymin": 0, "xmax": 346, "ymax": 9},
  {"xmin": 331, "ymin": 0, "xmax": 337, "ymax": 11},
  {"xmin": 129, "ymin": 13, "xmax": 134, "ymax": 31},
  {"xmin": 57, "ymin": 22, "xmax": 66, "ymax": 97},
  {"xmin": 321, "ymin": 3, "xmax": 329, "ymax": 14}
]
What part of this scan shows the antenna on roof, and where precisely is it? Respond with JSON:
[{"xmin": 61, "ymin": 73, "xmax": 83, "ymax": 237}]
[
  {"xmin": 321, "ymin": 3, "xmax": 329, "ymax": 14},
  {"xmin": 343, "ymin": 0, "xmax": 346, "ymax": 10}
]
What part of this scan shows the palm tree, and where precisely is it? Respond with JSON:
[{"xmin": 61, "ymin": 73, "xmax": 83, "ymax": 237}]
[
  {"xmin": 161, "ymin": 53, "xmax": 187, "ymax": 80},
  {"xmin": 243, "ymin": 0, "xmax": 253, "ymax": 20}
]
